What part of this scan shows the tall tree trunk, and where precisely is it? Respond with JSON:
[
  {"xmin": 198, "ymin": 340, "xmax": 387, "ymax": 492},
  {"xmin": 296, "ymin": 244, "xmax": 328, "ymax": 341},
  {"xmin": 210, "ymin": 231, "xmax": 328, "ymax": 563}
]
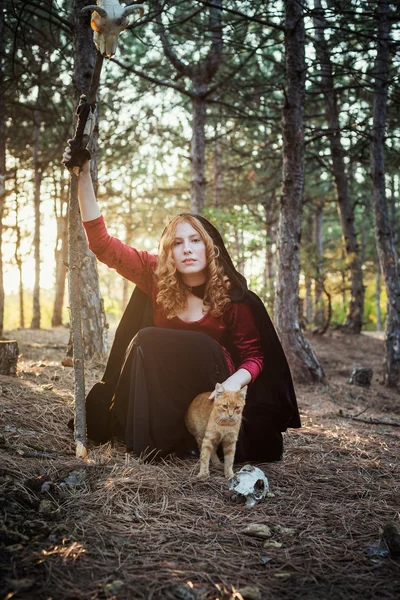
[
  {"xmin": 263, "ymin": 193, "xmax": 277, "ymax": 310},
  {"xmin": 14, "ymin": 171, "xmax": 25, "ymax": 329},
  {"xmin": 303, "ymin": 210, "xmax": 313, "ymax": 326},
  {"xmin": 274, "ymin": 0, "xmax": 324, "ymax": 383},
  {"xmin": 370, "ymin": 0, "xmax": 400, "ymax": 388},
  {"xmin": 312, "ymin": 0, "xmax": 364, "ymax": 333},
  {"xmin": 389, "ymin": 175, "xmax": 398, "ymax": 261},
  {"xmin": 0, "ymin": 0, "xmax": 6, "ymax": 337},
  {"xmin": 156, "ymin": 0, "xmax": 223, "ymax": 214},
  {"xmin": 191, "ymin": 82, "xmax": 207, "ymax": 213},
  {"xmin": 31, "ymin": 107, "xmax": 42, "ymax": 329},
  {"xmin": 122, "ymin": 187, "xmax": 135, "ymax": 311},
  {"xmin": 314, "ymin": 200, "xmax": 324, "ymax": 327},
  {"xmin": 52, "ymin": 175, "xmax": 68, "ymax": 327},
  {"xmin": 213, "ymin": 126, "xmax": 222, "ymax": 207},
  {"xmin": 376, "ymin": 257, "xmax": 383, "ymax": 333},
  {"xmin": 71, "ymin": 0, "xmax": 107, "ymax": 359}
]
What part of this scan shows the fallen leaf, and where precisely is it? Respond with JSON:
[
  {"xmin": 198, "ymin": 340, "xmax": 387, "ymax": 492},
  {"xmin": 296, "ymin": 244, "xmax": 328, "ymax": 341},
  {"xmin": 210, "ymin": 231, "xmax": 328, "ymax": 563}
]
[{"xmin": 41, "ymin": 384, "xmax": 54, "ymax": 391}]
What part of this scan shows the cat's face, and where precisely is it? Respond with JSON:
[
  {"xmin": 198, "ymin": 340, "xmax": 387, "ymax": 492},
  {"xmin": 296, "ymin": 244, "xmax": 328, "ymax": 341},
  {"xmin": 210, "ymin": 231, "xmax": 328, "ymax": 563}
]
[{"xmin": 214, "ymin": 384, "xmax": 247, "ymax": 424}]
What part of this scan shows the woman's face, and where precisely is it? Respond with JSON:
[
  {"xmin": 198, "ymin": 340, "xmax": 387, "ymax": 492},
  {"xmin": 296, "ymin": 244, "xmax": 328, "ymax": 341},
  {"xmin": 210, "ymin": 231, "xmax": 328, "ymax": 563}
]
[{"xmin": 171, "ymin": 221, "xmax": 207, "ymax": 280}]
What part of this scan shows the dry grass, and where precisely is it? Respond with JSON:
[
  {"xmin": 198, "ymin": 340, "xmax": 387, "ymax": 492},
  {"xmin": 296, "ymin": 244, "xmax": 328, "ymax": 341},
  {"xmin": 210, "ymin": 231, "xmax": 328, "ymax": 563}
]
[{"xmin": 0, "ymin": 328, "xmax": 399, "ymax": 600}]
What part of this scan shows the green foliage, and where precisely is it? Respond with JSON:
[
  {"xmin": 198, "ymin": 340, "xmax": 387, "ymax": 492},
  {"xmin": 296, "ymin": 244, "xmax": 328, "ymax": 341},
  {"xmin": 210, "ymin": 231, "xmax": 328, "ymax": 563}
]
[{"xmin": 2, "ymin": 0, "xmax": 400, "ymax": 333}]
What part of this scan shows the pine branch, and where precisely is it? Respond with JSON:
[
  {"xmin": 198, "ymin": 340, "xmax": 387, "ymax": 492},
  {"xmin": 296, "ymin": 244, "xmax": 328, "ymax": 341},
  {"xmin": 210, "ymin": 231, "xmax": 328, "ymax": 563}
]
[
  {"xmin": 195, "ymin": 0, "xmax": 285, "ymax": 31},
  {"xmin": 111, "ymin": 57, "xmax": 193, "ymax": 98}
]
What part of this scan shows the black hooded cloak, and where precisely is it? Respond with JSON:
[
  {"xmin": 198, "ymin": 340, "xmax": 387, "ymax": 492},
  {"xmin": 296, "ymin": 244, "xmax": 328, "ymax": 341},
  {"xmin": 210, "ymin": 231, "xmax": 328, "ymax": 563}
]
[{"xmin": 81, "ymin": 214, "xmax": 301, "ymax": 462}]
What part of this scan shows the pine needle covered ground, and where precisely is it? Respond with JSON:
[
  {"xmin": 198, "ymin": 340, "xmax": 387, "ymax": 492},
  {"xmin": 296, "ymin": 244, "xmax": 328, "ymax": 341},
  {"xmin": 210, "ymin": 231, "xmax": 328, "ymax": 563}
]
[{"xmin": 0, "ymin": 328, "xmax": 399, "ymax": 600}]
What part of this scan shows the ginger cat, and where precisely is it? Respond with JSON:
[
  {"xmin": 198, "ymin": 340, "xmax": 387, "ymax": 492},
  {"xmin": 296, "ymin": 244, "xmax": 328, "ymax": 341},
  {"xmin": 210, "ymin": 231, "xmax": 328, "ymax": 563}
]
[{"xmin": 185, "ymin": 383, "xmax": 247, "ymax": 479}]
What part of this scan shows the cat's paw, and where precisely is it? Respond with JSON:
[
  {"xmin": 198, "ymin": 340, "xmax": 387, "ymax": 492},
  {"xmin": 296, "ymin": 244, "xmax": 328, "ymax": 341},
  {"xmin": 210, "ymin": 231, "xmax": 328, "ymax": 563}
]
[
  {"xmin": 196, "ymin": 471, "xmax": 209, "ymax": 479},
  {"xmin": 224, "ymin": 470, "xmax": 234, "ymax": 479}
]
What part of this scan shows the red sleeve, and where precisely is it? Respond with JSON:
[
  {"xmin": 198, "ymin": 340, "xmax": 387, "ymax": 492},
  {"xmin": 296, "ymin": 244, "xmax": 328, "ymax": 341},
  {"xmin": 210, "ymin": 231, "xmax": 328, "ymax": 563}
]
[
  {"xmin": 224, "ymin": 302, "xmax": 264, "ymax": 382},
  {"xmin": 82, "ymin": 216, "xmax": 157, "ymax": 295}
]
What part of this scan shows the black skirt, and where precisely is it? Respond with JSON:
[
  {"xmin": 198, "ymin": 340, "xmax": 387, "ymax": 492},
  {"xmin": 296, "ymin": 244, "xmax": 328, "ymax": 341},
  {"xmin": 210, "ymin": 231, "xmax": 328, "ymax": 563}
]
[{"xmin": 110, "ymin": 327, "xmax": 283, "ymax": 462}]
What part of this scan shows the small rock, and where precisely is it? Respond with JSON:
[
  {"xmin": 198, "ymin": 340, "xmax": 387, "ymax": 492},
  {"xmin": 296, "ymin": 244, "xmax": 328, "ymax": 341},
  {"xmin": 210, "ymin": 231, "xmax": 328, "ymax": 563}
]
[
  {"xmin": 61, "ymin": 469, "xmax": 87, "ymax": 487},
  {"xmin": 61, "ymin": 357, "xmax": 73, "ymax": 368},
  {"xmin": 349, "ymin": 367, "xmax": 373, "ymax": 387},
  {"xmin": 104, "ymin": 580, "xmax": 124, "ymax": 597},
  {"xmin": 39, "ymin": 500, "xmax": 56, "ymax": 515},
  {"xmin": 40, "ymin": 481, "xmax": 52, "ymax": 493},
  {"xmin": 273, "ymin": 525, "xmax": 294, "ymax": 535},
  {"xmin": 263, "ymin": 539, "xmax": 283, "ymax": 548},
  {"xmin": 237, "ymin": 585, "xmax": 262, "ymax": 600},
  {"xmin": 10, "ymin": 578, "xmax": 35, "ymax": 591},
  {"xmin": 242, "ymin": 524, "xmax": 272, "ymax": 539},
  {"xmin": 172, "ymin": 584, "xmax": 205, "ymax": 600},
  {"xmin": 41, "ymin": 383, "xmax": 54, "ymax": 391}
]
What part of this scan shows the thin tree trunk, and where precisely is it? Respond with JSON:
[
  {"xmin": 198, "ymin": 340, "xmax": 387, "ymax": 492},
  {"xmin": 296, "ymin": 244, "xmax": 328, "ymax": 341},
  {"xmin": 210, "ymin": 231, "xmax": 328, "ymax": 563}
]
[
  {"xmin": 156, "ymin": 0, "xmax": 223, "ymax": 214},
  {"xmin": 14, "ymin": 171, "xmax": 25, "ymax": 329},
  {"xmin": 303, "ymin": 210, "xmax": 313, "ymax": 326},
  {"xmin": 213, "ymin": 127, "xmax": 222, "ymax": 207},
  {"xmin": 305, "ymin": 277, "xmax": 312, "ymax": 326},
  {"xmin": 191, "ymin": 82, "xmax": 207, "ymax": 213},
  {"xmin": 264, "ymin": 193, "xmax": 277, "ymax": 306},
  {"xmin": 370, "ymin": 0, "xmax": 400, "ymax": 387},
  {"xmin": 376, "ymin": 258, "xmax": 383, "ymax": 333},
  {"xmin": 274, "ymin": 0, "xmax": 324, "ymax": 383},
  {"xmin": 389, "ymin": 175, "xmax": 398, "ymax": 261},
  {"xmin": 52, "ymin": 175, "xmax": 68, "ymax": 327},
  {"xmin": 0, "ymin": 0, "xmax": 6, "ymax": 337},
  {"xmin": 31, "ymin": 106, "xmax": 42, "ymax": 329},
  {"xmin": 122, "ymin": 186, "xmax": 134, "ymax": 311},
  {"xmin": 312, "ymin": 0, "xmax": 364, "ymax": 333},
  {"xmin": 314, "ymin": 200, "xmax": 324, "ymax": 327}
]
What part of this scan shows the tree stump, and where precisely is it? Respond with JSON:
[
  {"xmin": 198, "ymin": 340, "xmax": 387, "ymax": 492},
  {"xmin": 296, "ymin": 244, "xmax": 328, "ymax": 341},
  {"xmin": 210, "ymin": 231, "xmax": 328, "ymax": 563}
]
[
  {"xmin": 348, "ymin": 367, "xmax": 373, "ymax": 387},
  {"xmin": 0, "ymin": 341, "xmax": 19, "ymax": 376}
]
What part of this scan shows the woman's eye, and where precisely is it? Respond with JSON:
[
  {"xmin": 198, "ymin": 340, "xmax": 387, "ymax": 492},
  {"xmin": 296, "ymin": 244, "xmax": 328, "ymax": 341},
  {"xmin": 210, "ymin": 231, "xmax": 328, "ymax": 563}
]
[
  {"xmin": 173, "ymin": 240, "xmax": 182, "ymax": 246},
  {"xmin": 192, "ymin": 238, "xmax": 201, "ymax": 243}
]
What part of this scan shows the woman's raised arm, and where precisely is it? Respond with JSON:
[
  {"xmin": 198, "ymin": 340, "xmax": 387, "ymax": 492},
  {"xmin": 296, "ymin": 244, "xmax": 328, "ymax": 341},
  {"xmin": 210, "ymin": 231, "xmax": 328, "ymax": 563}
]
[{"xmin": 63, "ymin": 147, "xmax": 100, "ymax": 222}]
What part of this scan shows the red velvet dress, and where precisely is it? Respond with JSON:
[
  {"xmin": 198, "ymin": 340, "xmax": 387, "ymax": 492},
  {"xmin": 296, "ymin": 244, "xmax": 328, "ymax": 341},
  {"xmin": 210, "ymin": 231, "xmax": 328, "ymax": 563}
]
[{"xmin": 83, "ymin": 216, "xmax": 263, "ymax": 382}]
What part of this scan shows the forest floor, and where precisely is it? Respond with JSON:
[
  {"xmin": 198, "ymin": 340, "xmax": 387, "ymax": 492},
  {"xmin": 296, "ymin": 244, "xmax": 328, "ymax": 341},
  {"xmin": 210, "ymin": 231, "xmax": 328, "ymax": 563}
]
[{"xmin": 0, "ymin": 327, "xmax": 399, "ymax": 600}]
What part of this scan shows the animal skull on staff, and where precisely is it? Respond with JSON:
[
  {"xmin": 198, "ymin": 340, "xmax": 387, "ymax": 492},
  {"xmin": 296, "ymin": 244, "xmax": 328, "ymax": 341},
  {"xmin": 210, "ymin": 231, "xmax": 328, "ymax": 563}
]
[{"xmin": 82, "ymin": 0, "xmax": 145, "ymax": 57}]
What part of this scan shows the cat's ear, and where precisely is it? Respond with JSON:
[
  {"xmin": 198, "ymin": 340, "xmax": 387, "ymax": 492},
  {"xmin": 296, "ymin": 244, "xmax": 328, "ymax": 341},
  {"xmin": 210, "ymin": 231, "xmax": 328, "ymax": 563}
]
[
  {"xmin": 215, "ymin": 383, "xmax": 224, "ymax": 396},
  {"xmin": 240, "ymin": 386, "xmax": 248, "ymax": 400}
]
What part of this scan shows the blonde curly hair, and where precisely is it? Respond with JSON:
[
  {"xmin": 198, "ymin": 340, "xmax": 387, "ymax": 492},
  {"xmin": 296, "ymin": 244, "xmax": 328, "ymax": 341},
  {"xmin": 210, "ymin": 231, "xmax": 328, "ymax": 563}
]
[{"xmin": 155, "ymin": 214, "xmax": 231, "ymax": 319}]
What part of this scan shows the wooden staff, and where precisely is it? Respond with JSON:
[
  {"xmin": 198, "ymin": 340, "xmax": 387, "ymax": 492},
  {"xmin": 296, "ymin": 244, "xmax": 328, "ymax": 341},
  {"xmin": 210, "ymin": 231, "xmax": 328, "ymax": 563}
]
[
  {"xmin": 66, "ymin": 52, "xmax": 104, "ymax": 459},
  {"xmin": 64, "ymin": 3, "xmax": 144, "ymax": 459}
]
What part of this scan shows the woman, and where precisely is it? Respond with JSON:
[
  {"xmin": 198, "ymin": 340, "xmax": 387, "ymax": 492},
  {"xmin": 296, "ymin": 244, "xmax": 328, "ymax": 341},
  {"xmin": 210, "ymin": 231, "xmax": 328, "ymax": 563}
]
[{"xmin": 64, "ymin": 147, "xmax": 301, "ymax": 462}]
